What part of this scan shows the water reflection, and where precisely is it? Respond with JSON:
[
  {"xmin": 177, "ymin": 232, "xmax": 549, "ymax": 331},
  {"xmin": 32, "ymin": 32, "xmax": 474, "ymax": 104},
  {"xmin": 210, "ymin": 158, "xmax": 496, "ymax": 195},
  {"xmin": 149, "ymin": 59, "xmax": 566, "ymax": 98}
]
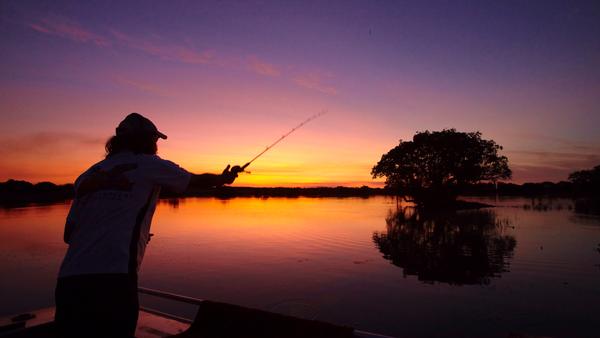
[
  {"xmin": 161, "ymin": 198, "xmax": 183, "ymax": 209},
  {"xmin": 573, "ymin": 198, "xmax": 600, "ymax": 216},
  {"xmin": 373, "ymin": 207, "xmax": 516, "ymax": 285},
  {"xmin": 514, "ymin": 197, "xmax": 600, "ymax": 216},
  {"xmin": 3, "ymin": 197, "xmax": 600, "ymax": 336},
  {"xmin": 521, "ymin": 197, "xmax": 573, "ymax": 212},
  {"xmin": 596, "ymin": 244, "xmax": 600, "ymax": 270}
]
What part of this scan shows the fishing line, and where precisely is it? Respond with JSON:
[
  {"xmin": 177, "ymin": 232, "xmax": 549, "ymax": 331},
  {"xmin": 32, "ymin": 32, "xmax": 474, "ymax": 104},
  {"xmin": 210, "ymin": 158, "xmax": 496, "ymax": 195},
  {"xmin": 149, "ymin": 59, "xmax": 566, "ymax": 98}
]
[{"xmin": 233, "ymin": 110, "xmax": 328, "ymax": 173}]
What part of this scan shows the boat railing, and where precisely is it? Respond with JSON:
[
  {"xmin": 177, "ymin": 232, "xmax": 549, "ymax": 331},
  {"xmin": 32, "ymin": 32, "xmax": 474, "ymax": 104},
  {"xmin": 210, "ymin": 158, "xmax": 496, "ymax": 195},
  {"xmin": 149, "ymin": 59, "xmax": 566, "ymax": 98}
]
[
  {"xmin": 139, "ymin": 287, "xmax": 205, "ymax": 306},
  {"xmin": 138, "ymin": 286, "xmax": 201, "ymax": 324},
  {"xmin": 137, "ymin": 287, "xmax": 395, "ymax": 338}
]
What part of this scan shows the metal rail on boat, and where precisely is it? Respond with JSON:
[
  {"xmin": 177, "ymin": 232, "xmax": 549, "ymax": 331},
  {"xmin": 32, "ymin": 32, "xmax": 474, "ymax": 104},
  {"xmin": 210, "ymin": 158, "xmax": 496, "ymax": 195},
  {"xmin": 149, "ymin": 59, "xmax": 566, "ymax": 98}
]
[
  {"xmin": 138, "ymin": 287, "xmax": 395, "ymax": 338},
  {"xmin": 138, "ymin": 286, "xmax": 200, "ymax": 323},
  {"xmin": 139, "ymin": 287, "xmax": 205, "ymax": 306}
]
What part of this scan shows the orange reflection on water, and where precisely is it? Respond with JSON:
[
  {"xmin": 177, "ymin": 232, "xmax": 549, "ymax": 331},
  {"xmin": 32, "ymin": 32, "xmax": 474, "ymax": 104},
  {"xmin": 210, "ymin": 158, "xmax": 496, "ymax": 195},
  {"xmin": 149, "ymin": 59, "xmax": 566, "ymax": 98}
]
[
  {"xmin": 154, "ymin": 196, "xmax": 397, "ymax": 239},
  {"xmin": 142, "ymin": 197, "xmax": 398, "ymax": 307},
  {"xmin": 150, "ymin": 197, "xmax": 392, "ymax": 256}
]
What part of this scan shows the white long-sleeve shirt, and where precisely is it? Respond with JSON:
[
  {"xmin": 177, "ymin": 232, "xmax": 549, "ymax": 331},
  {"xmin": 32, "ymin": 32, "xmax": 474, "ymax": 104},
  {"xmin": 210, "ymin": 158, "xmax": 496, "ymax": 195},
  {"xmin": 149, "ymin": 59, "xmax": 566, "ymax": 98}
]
[{"xmin": 59, "ymin": 152, "xmax": 191, "ymax": 277}]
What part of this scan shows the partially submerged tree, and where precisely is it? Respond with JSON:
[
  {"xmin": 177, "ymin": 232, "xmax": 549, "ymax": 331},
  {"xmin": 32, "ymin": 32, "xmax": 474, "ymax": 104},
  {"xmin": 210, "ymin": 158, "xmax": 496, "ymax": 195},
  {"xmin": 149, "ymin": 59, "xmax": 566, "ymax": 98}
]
[
  {"xmin": 569, "ymin": 164, "xmax": 600, "ymax": 214},
  {"xmin": 371, "ymin": 129, "xmax": 511, "ymax": 206},
  {"xmin": 569, "ymin": 165, "xmax": 600, "ymax": 194}
]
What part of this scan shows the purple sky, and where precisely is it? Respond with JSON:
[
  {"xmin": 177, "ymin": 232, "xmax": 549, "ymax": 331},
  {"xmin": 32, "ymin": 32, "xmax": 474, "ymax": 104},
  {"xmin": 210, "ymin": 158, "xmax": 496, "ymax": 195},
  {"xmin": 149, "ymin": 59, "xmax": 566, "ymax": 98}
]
[{"xmin": 1, "ymin": 1, "xmax": 599, "ymax": 184}]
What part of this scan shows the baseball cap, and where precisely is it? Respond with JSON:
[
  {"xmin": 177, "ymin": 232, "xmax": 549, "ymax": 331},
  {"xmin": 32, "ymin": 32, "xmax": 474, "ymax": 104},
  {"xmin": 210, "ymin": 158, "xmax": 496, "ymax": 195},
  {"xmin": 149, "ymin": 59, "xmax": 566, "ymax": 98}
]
[{"xmin": 116, "ymin": 113, "xmax": 167, "ymax": 139}]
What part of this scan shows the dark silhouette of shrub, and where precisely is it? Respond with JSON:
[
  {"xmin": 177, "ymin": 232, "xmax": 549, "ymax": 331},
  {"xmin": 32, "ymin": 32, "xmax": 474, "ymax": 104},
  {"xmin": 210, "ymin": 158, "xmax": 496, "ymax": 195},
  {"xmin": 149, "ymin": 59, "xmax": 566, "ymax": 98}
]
[
  {"xmin": 569, "ymin": 165, "xmax": 600, "ymax": 195},
  {"xmin": 371, "ymin": 129, "xmax": 511, "ymax": 206}
]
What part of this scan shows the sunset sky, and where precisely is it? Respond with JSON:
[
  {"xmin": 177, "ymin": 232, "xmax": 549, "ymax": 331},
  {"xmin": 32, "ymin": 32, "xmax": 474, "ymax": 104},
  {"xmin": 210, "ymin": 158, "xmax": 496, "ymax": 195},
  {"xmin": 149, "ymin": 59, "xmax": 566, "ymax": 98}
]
[{"xmin": 1, "ymin": 1, "xmax": 599, "ymax": 186}]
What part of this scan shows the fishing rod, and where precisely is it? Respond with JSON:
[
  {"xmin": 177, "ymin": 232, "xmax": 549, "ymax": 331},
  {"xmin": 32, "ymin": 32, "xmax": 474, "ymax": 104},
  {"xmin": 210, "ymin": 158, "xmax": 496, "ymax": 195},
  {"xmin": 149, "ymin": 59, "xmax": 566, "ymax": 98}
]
[{"xmin": 229, "ymin": 110, "xmax": 328, "ymax": 174}]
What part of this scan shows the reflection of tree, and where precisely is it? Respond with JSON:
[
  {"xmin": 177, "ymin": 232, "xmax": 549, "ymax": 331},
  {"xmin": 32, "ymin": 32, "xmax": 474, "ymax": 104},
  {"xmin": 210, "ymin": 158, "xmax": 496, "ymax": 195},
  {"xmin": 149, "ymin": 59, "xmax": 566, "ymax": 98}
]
[
  {"xmin": 573, "ymin": 198, "xmax": 600, "ymax": 216},
  {"xmin": 522, "ymin": 197, "xmax": 573, "ymax": 212},
  {"xmin": 373, "ymin": 208, "xmax": 516, "ymax": 285},
  {"xmin": 159, "ymin": 198, "xmax": 182, "ymax": 209},
  {"xmin": 596, "ymin": 244, "xmax": 600, "ymax": 271}
]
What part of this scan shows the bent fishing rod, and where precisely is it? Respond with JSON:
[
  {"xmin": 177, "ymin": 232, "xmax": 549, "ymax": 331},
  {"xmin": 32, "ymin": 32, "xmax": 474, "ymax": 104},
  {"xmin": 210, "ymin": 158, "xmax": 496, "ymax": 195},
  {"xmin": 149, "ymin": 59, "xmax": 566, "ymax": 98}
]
[{"xmin": 229, "ymin": 110, "xmax": 327, "ymax": 174}]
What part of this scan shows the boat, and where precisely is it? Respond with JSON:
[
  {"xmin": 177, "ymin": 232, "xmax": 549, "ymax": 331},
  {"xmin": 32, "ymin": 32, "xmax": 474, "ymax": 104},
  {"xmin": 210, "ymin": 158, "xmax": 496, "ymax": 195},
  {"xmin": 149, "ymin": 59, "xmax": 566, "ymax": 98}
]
[{"xmin": 0, "ymin": 287, "xmax": 394, "ymax": 338}]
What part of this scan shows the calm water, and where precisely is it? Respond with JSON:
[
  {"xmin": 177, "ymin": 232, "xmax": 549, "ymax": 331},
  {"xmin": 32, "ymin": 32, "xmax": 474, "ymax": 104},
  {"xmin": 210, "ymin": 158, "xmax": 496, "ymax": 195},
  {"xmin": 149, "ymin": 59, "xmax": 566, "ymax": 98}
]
[{"xmin": 1, "ymin": 196, "xmax": 599, "ymax": 337}]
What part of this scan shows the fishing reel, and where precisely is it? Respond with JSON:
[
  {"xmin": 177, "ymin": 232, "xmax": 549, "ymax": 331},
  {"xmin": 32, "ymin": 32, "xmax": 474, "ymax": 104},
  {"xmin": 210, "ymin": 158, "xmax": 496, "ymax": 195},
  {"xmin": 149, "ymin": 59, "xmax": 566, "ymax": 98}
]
[{"xmin": 230, "ymin": 162, "xmax": 251, "ymax": 174}]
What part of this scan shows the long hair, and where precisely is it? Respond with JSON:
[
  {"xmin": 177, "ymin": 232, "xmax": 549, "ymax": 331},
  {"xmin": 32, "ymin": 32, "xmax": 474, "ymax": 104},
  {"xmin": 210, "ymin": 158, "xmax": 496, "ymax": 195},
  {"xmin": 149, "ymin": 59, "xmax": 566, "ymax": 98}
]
[{"xmin": 105, "ymin": 134, "xmax": 157, "ymax": 158}]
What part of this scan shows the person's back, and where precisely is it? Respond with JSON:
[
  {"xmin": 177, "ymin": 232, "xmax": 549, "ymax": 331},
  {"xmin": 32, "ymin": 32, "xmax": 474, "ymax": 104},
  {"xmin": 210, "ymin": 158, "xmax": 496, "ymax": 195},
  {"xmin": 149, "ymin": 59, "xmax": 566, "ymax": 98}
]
[
  {"xmin": 60, "ymin": 152, "xmax": 190, "ymax": 278},
  {"xmin": 55, "ymin": 113, "xmax": 239, "ymax": 337}
]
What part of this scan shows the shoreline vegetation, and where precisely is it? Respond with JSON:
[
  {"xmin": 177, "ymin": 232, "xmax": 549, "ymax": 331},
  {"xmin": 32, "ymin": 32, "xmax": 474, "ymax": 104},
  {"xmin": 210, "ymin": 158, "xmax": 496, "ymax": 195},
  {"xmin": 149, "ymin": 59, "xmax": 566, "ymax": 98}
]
[{"xmin": 1, "ymin": 178, "xmax": 597, "ymax": 208}]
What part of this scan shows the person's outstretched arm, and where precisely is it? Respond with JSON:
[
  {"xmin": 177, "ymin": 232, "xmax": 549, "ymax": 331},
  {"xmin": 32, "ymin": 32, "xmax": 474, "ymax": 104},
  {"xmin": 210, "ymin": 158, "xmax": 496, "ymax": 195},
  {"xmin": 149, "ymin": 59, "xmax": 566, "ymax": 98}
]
[{"xmin": 186, "ymin": 165, "xmax": 239, "ymax": 190}]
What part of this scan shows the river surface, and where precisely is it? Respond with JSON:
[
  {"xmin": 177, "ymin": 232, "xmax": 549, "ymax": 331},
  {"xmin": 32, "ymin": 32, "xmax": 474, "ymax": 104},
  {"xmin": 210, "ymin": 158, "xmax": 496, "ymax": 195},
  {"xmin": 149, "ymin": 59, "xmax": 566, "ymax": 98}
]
[{"xmin": 1, "ymin": 196, "xmax": 599, "ymax": 337}]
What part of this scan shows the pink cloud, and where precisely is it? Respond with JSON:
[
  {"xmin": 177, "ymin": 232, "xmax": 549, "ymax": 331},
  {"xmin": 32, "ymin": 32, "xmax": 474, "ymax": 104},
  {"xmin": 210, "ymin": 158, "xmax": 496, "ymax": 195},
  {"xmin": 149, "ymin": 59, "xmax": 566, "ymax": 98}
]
[
  {"xmin": 510, "ymin": 164, "xmax": 573, "ymax": 183},
  {"xmin": 507, "ymin": 150, "xmax": 600, "ymax": 182},
  {"xmin": 247, "ymin": 56, "xmax": 281, "ymax": 77},
  {"xmin": 507, "ymin": 150, "xmax": 600, "ymax": 163},
  {"xmin": 0, "ymin": 132, "xmax": 104, "ymax": 156},
  {"xmin": 28, "ymin": 18, "xmax": 110, "ymax": 47},
  {"xmin": 110, "ymin": 30, "xmax": 215, "ymax": 65},
  {"xmin": 28, "ymin": 22, "xmax": 215, "ymax": 65},
  {"xmin": 292, "ymin": 72, "xmax": 338, "ymax": 95},
  {"xmin": 510, "ymin": 131, "xmax": 600, "ymax": 153},
  {"xmin": 27, "ymin": 17, "xmax": 340, "ymax": 95},
  {"xmin": 177, "ymin": 48, "xmax": 214, "ymax": 64},
  {"xmin": 112, "ymin": 76, "xmax": 172, "ymax": 97}
]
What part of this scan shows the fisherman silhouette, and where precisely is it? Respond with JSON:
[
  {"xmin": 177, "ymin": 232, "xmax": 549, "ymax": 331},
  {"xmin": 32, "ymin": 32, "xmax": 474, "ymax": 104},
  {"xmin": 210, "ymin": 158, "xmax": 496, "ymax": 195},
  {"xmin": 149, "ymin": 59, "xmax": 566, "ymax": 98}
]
[{"xmin": 55, "ymin": 113, "xmax": 241, "ymax": 337}]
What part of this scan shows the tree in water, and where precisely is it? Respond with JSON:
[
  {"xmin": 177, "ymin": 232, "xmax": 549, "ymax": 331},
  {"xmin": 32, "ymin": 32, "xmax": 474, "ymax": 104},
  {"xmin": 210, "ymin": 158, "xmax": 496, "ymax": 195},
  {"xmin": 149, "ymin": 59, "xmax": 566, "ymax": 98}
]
[
  {"xmin": 569, "ymin": 164, "xmax": 600, "ymax": 214},
  {"xmin": 371, "ymin": 129, "xmax": 511, "ymax": 207},
  {"xmin": 373, "ymin": 208, "xmax": 516, "ymax": 285},
  {"xmin": 569, "ymin": 165, "xmax": 600, "ymax": 194}
]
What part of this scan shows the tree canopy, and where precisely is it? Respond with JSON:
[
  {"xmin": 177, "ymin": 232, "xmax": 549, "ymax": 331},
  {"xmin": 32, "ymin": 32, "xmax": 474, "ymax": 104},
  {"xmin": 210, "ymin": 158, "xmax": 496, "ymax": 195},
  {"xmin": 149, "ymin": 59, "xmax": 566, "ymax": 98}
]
[
  {"xmin": 371, "ymin": 129, "xmax": 511, "ymax": 205},
  {"xmin": 569, "ymin": 165, "xmax": 600, "ymax": 194}
]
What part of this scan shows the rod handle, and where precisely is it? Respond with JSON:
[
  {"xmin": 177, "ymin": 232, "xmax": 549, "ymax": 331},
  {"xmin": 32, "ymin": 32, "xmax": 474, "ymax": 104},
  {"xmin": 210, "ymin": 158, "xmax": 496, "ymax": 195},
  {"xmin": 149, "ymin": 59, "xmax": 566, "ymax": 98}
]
[{"xmin": 230, "ymin": 162, "xmax": 251, "ymax": 174}]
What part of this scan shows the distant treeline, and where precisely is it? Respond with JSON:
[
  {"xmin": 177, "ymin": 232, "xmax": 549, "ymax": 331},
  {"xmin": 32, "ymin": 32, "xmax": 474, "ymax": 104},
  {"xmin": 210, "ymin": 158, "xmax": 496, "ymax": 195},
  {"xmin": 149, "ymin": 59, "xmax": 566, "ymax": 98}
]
[
  {"xmin": 459, "ymin": 181, "xmax": 576, "ymax": 196},
  {"xmin": 171, "ymin": 185, "xmax": 388, "ymax": 199},
  {"xmin": 0, "ymin": 179, "xmax": 391, "ymax": 206},
  {"xmin": 0, "ymin": 180, "xmax": 74, "ymax": 206},
  {"xmin": 1, "ymin": 178, "xmax": 598, "ymax": 206}
]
